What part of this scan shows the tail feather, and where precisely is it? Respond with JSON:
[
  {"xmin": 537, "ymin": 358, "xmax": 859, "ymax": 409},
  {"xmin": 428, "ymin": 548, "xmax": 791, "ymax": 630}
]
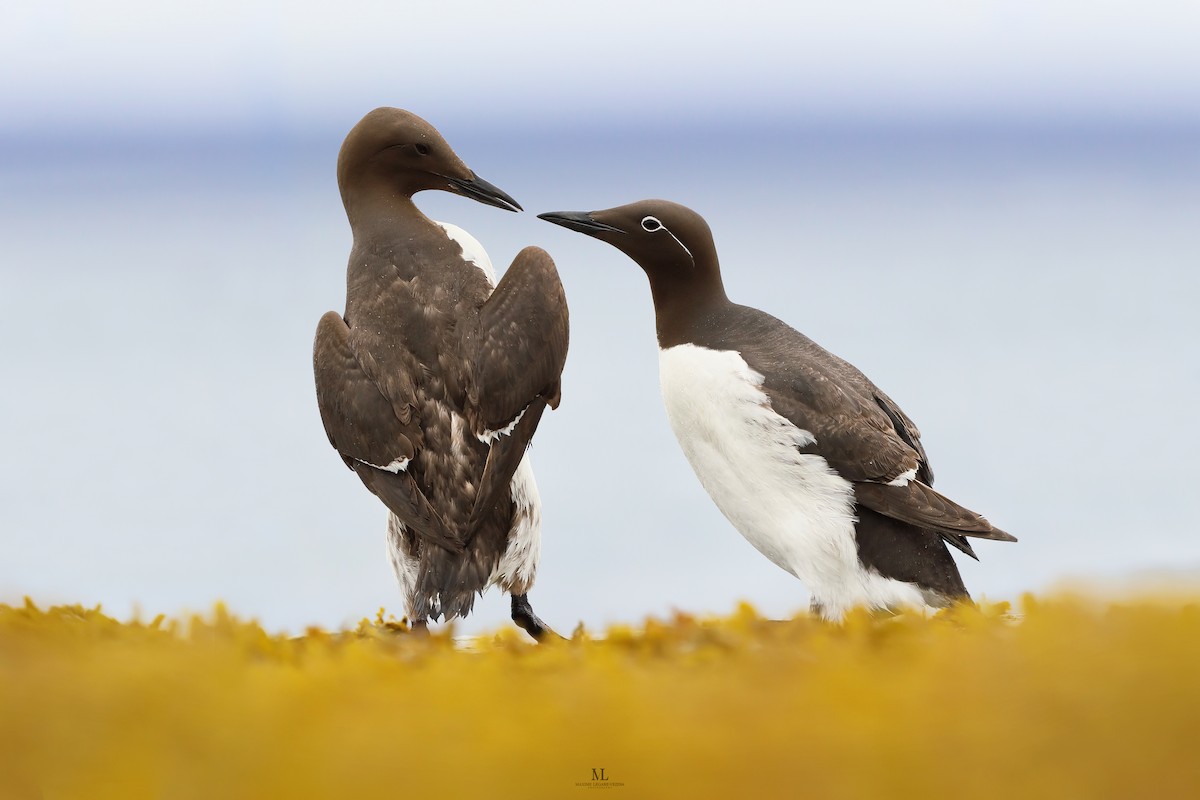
[{"xmin": 854, "ymin": 480, "xmax": 1017, "ymax": 543}]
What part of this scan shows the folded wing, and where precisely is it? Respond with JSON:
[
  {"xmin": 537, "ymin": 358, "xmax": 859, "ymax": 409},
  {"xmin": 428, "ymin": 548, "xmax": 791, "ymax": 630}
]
[
  {"xmin": 313, "ymin": 311, "xmax": 461, "ymax": 552},
  {"xmin": 762, "ymin": 364, "xmax": 1013, "ymax": 556},
  {"xmin": 463, "ymin": 246, "xmax": 569, "ymax": 539}
]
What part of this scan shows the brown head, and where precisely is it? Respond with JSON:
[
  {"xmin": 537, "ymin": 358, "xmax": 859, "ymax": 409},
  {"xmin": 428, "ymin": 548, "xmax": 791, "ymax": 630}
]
[
  {"xmin": 337, "ymin": 107, "xmax": 521, "ymax": 226},
  {"xmin": 538, "ymin": 200, "xmax": 728, "ymax": 342}
]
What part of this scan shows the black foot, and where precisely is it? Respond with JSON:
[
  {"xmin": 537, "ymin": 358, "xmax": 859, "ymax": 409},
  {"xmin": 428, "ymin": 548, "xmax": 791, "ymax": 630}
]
[
  {"xmin": 511, "ymin": 593, "xmax": 562, "ymax": 642},
  {"xmin": 409, "ymin": 618, "xmax": 429, "ymax": 636}
]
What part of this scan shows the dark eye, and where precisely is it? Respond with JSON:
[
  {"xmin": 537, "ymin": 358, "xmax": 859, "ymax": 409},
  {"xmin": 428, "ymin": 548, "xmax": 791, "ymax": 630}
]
[
  {"xmin": 641, "ymin": 216, "xmax": 662, "ymax": 232},
  {"xmin": 414, "ymin": 143, "xmax": 430, "ymax": 156}
]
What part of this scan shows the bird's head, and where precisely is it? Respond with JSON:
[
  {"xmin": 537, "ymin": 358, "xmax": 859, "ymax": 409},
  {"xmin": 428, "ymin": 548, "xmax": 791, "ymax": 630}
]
[
  {"xmin": 337, "ymin": 107, "xmax": 521, "ymax": 220},
  {"xmin": 539, "ymin": 199, "xmax": 725, "ymax": 312}
]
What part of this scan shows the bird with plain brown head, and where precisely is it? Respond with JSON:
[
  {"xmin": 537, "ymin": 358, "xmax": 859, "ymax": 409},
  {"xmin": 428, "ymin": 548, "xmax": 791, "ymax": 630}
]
[
  {"xmin": 314, "ymin": 108, "xmax": 568, "ymax": 639},
  {"xmin": 540, "ymin": 199, "xmax": 1013, "ymax": 620}
]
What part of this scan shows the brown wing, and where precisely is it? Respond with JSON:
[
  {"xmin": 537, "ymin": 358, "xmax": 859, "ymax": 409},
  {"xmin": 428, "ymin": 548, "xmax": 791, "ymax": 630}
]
[
  {"xmin": 872, "ymin": 388, "xmax": 933, "ymax": 485},
  {"xmin": 470, "ymin": 246, "xmax": 569, "ymax": 423},
  {"xmin": 762, "ymin": 367, "xmax": 924, "ymax": 487},
  {"xmin": 761, "ymin": 371, "xmax": 1005, "ymax": 556},
  {"xmin": 462, "ymin": 246, "xmax": 569, "ymax": 539},
  {"xmin": 313, "ymin": 311, "xmax": 461, "ymax": 553},
  {"xmin": 718, "ymin": 306, "xmax": 1008, "ymax": 556}
]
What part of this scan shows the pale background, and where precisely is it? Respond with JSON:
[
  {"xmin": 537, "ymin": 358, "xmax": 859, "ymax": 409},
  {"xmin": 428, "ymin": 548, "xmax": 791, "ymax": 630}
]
[{"xmin": 3, "ymin": 1, "xmax": 1198, "ymax": 634}]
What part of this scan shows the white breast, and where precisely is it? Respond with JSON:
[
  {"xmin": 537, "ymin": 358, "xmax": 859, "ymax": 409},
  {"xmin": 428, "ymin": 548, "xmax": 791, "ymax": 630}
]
[
  {"xmin": 657, "ymin": 343, "xmax": 924, "ymax": 619},
  {"xmin": 434, "ymin": 220, "xmax": 496, "ymax": 287}
]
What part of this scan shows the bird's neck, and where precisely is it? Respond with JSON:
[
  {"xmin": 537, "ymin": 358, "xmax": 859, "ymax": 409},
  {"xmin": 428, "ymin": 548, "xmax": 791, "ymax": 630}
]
[
  {"xmin": 649, "ymin": 268, "xmax": 730, "ymax": 349},
  {"xmin": 347, "ymin": 190, "xmax": 456, "ymax": 274},
  {"xmin": 343, "ymin": 195, "xmax": 448, "ymax": 323},
  {"xmin": 344, "ymin": 187, "xmax": 427, "ymax": 239}
]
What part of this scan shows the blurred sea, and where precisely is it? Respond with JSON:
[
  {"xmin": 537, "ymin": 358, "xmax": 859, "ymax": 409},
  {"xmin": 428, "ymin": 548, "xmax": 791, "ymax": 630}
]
[{"xmin": 2, "ymin": 119, "xmax": 1198, "ymax": 634}]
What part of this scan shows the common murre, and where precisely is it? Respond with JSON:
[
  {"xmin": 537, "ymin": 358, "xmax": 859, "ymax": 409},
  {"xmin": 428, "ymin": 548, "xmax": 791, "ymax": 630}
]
[
  {"xmin": 539, "ymin": 199, "xmax": 1014, "ymax": 620},
  {"xmin": 314, "ymin": 108, "xmax": 569, "ymax": 639}
]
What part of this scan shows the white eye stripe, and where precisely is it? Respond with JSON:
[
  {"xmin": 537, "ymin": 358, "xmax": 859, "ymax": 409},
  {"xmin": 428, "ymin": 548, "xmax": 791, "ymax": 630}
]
[
  {"xmin": 668, "ymin": 229, "xmax": 693, "ymax": 261},
  {"xmin": 640, "ymin": 215, "xmax": 694, "ymax": 264}
]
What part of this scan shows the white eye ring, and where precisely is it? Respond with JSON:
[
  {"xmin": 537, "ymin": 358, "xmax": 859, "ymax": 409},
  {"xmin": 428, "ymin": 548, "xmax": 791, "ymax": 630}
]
[{"xmin": 641, "ymin": 216, "xmax": 663, "ymax": 232}]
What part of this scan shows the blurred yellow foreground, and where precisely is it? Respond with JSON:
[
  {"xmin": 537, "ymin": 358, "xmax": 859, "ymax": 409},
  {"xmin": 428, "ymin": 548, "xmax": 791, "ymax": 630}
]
[{"xmin": 2, "ymin": 596, "xmax": 1198, "ymax": 799}]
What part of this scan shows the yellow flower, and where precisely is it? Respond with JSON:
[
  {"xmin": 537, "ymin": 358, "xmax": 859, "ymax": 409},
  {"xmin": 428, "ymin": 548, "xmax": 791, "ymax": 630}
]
[{"xmin": 1, "ymin": 595, "xmax": 1198, "ymax": 799}]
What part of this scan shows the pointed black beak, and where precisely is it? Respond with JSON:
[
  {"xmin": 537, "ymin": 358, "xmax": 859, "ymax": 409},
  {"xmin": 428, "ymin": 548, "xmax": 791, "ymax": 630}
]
[
  {"xmin": 447, "ymin": 172, "xmax": 522, "ymax": 212},
  {"xmin": 537, "ymin": 210, "xmax": 624, "ymax": 236}
]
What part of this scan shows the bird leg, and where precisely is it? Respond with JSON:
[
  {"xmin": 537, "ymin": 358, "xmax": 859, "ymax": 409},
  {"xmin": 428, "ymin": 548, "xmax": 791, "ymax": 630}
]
[{"xmin": 510, "ymin": 593, "xmax": 561, "ymax": 642}]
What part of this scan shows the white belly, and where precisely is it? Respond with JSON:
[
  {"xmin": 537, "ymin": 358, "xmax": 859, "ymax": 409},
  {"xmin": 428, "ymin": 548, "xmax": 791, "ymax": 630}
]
[{"xmin": 658, "ymin": 343, "xmax": 924, "ymax": 619}]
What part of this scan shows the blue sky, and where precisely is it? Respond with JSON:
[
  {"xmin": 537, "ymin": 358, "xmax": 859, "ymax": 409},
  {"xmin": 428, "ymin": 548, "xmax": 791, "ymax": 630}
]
[{"xmin": 4, "ymin": 0, "xmax": 1200, "ymax": 138}]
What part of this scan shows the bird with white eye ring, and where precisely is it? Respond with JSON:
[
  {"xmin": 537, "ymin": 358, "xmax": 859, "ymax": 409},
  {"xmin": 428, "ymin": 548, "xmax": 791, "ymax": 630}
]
[{"xmin": 539, "ymin": 198, "xmax": 1015, "ymax": 621}]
